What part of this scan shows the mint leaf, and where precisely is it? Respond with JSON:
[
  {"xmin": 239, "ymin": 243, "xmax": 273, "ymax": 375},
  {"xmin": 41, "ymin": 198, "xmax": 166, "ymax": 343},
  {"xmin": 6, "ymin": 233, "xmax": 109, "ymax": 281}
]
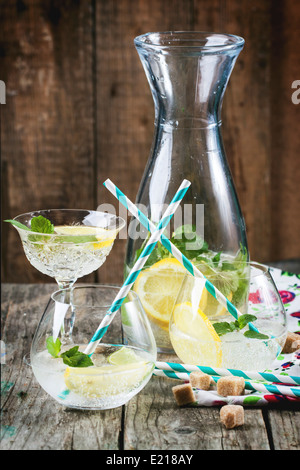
[
  {"xmin": 213, "ymin": 321, "xmax": 236, "ymax": 336},
  {"xmin": 195, "ymin": 255, "xmax": 219, "ymax": 271},
  {"xmin": 5, "ymin": 216, "xmax": 54, "ymax": 245},
  {"xmin": 4, "ymin": 219, "xmax": 31, "ymax": 231},
  {"xmin": 46, "ymin": 336, "xmax": 93, "ymax": 367},
  {"xmin": 237, "ymin": 314, "xmax": 257, "ymax": 330},
  {"xmin": 221, "ymin": 261, "xmax": 236, "ymax": 271},
  {"xmin": 5, "ymin": 214, "xmax": 97, "ymax": 245},
  {"xmin": 212, "ymin": 252, "xmax": 221, "ymax": 263},
  {"xmin": 231, "ymin": 278, "xmax": 249, "ymax": 309},
  {"xmin": 236, "ymin": 243, "xmax": 248, "ymax": 264},
  {"xmin": 213, "ymin": 315, "xmax": 258, "ymax": 337},
  {"xmin": 60, "ymin": 346, "xmax": 93, "ymax": 367},
  {"xmin": 31, "ymin": 215, "xmax": 54, "ymax": 234},
  {"xmin": 46, "ymin": 336, "xmax": 62, "ymax": 358},
  {"xmin": 244, "ymin": 330, "xmax": 269, "ymax": 340},
  {"xmin": 172, "ymin": 225, "xmax": 208, "ymax": 254}
]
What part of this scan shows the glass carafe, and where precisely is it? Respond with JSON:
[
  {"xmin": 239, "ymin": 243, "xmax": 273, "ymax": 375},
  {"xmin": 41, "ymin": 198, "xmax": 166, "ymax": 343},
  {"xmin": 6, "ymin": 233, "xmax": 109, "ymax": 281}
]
[{"xmin": 125, "ymin": 32, "xmax": 249, "ymax": 352}]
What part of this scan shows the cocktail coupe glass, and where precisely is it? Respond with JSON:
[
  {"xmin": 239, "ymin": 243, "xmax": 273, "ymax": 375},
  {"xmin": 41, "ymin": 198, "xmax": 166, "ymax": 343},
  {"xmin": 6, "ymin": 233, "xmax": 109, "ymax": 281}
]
[
  {"xmin": 169, "ymin": 262, "xmax": 287, "ymax": 371},
  {"xmin": 30, "ymin": 285, "xmax": 157, "ymax": 410},
  {"xmin": 11, "ymin": 209, "xmax": 125, "ymax": 344}
]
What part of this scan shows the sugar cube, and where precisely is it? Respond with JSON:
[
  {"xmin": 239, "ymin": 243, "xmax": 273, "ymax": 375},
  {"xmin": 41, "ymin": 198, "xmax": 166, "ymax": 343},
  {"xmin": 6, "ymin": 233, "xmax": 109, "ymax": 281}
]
[
  {"xmin": 172, "ymin": 383, "xmax": 195, "ymax": 406},
  {"xmin": 189, "ymin": 371, "xmax": 212, "ymax": 390},
  {"xmin": 282, "ymin": 331, "xmax": 300, "ymax": 353},
  {"xmin": 220, "ymin": 405, "xmax": 244, "ymax": 429},
  {"xmin": 217, "ymin": 376, "xmax": 245, "ymax": 397}
]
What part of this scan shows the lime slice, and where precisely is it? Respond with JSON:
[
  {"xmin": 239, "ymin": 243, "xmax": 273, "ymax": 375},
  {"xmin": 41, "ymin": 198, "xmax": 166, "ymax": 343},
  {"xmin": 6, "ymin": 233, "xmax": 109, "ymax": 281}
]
[{"xmin": 107, "ymin": 346, "xmax": 142, "ymax": 365}]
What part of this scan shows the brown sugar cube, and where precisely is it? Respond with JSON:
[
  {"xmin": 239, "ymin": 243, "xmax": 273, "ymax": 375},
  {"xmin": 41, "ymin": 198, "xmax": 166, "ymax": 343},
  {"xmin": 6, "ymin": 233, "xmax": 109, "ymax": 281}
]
[
  {"xmin": 217, "ymin": 376, "xmax": 245, "ymax": 397},
  {"xmin": 189, "ymin": 371, "xmax": 212, "ymax": 390},
  {"xmin": 172, "ymin": 383, "xmax": 195, "ymax": 406},
  {"xmin": 220, "ymin": 405, "xmax": 244, "ymax": 429},
  {"xmin": 282, "ymin": 332, "xmax": 300, "ymax": 353}
]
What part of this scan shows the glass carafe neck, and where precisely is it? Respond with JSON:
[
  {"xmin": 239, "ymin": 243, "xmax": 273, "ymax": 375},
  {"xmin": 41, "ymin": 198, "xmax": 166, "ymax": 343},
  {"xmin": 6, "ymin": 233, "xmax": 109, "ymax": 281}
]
[{"xmin": 135, "ymin": 32, "xmax": 244, "ymax": 128}]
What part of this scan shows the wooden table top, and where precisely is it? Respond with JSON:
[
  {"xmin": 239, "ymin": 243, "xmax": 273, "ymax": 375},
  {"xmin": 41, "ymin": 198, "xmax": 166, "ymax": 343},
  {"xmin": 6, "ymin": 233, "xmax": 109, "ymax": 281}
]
[{"xmin": 1, "ymin": 283, "xmax": 299, "ymax": 451}]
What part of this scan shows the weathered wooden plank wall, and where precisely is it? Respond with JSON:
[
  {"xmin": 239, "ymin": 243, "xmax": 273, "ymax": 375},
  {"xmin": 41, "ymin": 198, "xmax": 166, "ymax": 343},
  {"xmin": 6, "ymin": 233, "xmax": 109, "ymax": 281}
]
[{"xmin": 1, "ymin": 0, "xmax": 300, "ymax": 284}]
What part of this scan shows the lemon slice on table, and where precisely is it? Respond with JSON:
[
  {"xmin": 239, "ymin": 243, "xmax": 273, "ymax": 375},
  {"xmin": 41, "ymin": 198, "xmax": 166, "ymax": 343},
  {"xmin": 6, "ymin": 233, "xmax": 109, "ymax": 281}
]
[
  {"xmin": 170, "ymin": 301, "xmax": 222, "ymax": 367},
  {"xmin": 133, "ymin": 258, "xmax": 187, "ymax": 330},
  {"xmin": 54, "ymin": 225, "xmax": 116, "ymax": 249}
]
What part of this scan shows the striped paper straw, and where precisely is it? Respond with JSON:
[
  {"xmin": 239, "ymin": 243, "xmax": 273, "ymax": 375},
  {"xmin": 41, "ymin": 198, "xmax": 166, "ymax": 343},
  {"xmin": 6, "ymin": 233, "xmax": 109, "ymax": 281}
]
[
  {"xmin": 152, "ymin": 369, "xmax": 300, "ymax": 398},
  {"xmin": 103, "ymin": 178, "xmax": 257, "ymax": 331},
  {"xmin": 83, "ymin": 179, "xmax": 191, "ymax": 356},
  {"xmin": 155, "ymin": 361, "xmax": 300, "ymax": 386}
]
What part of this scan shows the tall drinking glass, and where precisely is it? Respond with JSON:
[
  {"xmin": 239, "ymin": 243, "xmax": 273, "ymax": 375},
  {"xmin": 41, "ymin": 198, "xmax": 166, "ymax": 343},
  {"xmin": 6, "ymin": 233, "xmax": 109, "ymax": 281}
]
[{"xmin": 169, "ymin": 262, "xmax": 287, "ymax": 371}]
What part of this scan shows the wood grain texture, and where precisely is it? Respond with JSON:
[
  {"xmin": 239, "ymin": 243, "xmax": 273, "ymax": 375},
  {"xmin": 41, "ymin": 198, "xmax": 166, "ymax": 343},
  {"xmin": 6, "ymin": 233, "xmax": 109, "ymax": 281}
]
[
  {"xmin": 1, "ymin": 0, "xmax": 300, "ymax": 284},
  {"xmin": 124, "ymin": 373, "xmax": 271, "ymax": 450},
  {"xmin": 1, "ymin": 0, "xmax": 96, "ymax": 283},
  {"xmin": 94, "ymin": 0, "xmax": 194, "ymax": 284},
  {"xmin": 218, "ymin": 0, "xmax": 273, "ymax": 262},
  {"xmin": 270, "ymin": 0, "xmax": 300, "ymax": 262},
  {"xmin": 267, "ymin": 408, "xmax": 300, "ymax": 450}
]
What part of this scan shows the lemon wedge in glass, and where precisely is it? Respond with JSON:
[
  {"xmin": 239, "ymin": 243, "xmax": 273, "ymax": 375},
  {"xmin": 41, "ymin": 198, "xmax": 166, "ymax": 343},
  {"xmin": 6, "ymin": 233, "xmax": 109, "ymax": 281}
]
[
  {"xmin": 64, "ymin": 363, "xmax": 148, "ymax": 398},
  {"xmin": 133, "ymin": 258, "xmax": 187, "ymax": 330},
  {"xmin": 64, "ymin": 346, "xmax": 153, "ymax": 398},
  {"xmin": 54, "ymin": 225, "xmax": 116, "ymax": 250},
  {"xmin": 170, "ymin": 301, "xmax": 222, "ymax": 367},
  {"xmin": 205, "ymin": 290, "xmax": 233, "ymax": 319}
]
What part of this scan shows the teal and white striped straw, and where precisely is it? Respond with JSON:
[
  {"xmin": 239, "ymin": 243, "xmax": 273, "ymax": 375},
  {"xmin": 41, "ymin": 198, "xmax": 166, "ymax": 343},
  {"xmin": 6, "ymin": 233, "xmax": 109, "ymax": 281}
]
[
  {"xmin": 154, "ymin": 360, "xmax": 300, "ymax": 386},
  {"xmin": 152, "ymin": 369, "xmax": 300, "ymax": 398},
  {"xmin": 83, "ymin": 179, "xmax": 191, "ymax": 357},
  {"xmin": 103, "ymin": 178, "xmax": 257, "ymax": 331}
]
